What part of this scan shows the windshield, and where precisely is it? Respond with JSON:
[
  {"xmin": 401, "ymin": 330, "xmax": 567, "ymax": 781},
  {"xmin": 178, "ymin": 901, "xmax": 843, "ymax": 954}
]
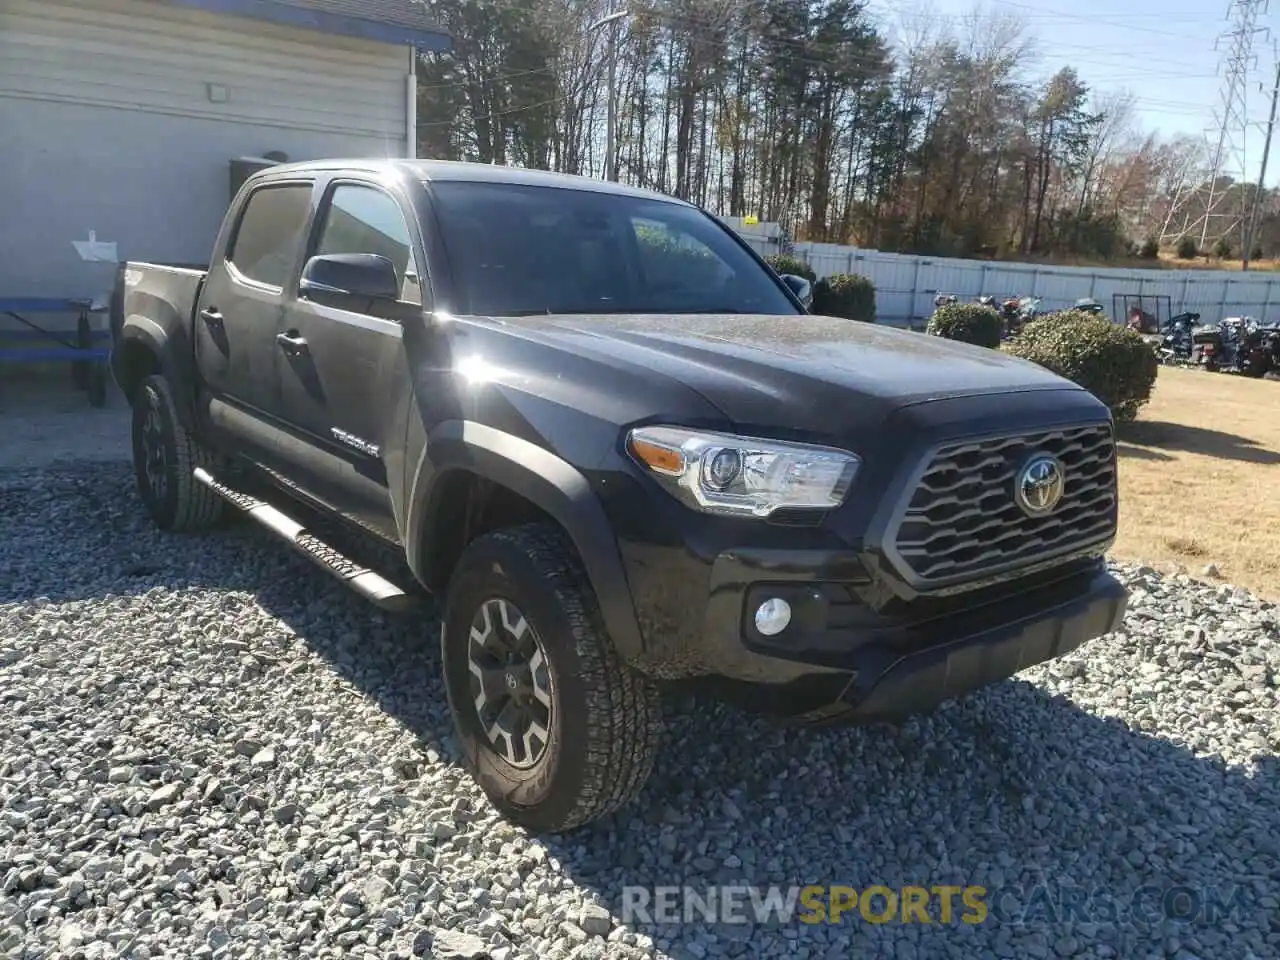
[{"xmin": 427, "ymin": 180, "xmax": 801, "ymax": 317}]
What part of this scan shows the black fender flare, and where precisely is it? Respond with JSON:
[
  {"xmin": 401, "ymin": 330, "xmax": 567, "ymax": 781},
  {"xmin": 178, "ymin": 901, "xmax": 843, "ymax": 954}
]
[
  {"xmin": 404, "ymin": 420, "xmax": 645, "ymax": 662},
  {"xmin": 113, "ymin": 317, "xmax": 196, "ymax": 428}
]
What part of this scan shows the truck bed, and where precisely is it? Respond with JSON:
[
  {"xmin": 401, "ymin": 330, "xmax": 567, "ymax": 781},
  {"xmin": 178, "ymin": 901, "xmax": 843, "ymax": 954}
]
[{"xmin": 111, "ymin": 261, "xmax": 208, "ymax": 344}]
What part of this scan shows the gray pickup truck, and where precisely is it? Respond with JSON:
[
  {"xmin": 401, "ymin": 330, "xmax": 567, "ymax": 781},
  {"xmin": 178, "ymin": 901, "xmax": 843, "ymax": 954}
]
[{"xmin": 111, "ymin": 159, "xmax": 1128, "ymax": 833}]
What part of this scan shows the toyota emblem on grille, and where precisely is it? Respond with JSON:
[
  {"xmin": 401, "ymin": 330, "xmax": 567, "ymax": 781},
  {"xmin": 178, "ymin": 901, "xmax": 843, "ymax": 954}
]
[{"xmin": 1015, "ymin": 455, "xmax": 1065, "ymax": 517}]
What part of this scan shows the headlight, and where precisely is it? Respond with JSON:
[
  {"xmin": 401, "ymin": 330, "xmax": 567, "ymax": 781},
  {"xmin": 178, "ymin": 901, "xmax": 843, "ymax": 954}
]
[{"xmin": 626, "ymin": 426, "xmax": 859, "ymax": 518}]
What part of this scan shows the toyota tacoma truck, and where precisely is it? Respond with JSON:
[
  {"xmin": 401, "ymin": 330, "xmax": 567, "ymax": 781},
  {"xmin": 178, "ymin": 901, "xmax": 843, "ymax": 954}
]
[{"xmin": 110, "ymin": 159, "xmax": 1128, "ymax": 833}]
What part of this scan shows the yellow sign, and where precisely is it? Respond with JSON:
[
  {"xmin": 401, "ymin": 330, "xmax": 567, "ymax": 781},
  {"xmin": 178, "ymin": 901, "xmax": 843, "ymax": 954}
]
[
  {"xmin": 742, "ymin": 215, "xmax": 759, "ymax": 226},
  {"xmin": 798, "ymin": 885, "xmax": 988, "ymax": 925}
]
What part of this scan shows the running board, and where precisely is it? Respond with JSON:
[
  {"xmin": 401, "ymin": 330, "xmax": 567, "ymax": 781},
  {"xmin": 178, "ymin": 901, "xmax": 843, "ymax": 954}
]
[{"xmin": 193, "ymin": 467, "xmax": 417, "ymax": 613}]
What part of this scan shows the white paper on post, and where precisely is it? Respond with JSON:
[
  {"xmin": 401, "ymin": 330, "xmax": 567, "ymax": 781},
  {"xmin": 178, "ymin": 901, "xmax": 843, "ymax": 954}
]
[{"xmin": 73, "ymin": 230, "xmax": 118, "ymax": 263}]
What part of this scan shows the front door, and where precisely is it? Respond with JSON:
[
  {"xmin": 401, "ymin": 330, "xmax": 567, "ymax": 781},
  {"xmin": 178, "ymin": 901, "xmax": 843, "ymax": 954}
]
[
  {"xmin": 274, "ymin": 179, "xmax": 426, "ymax": 540},
  {"xmin": 194, "ymin": 179, "xmax": 315, "ymax": 463}
]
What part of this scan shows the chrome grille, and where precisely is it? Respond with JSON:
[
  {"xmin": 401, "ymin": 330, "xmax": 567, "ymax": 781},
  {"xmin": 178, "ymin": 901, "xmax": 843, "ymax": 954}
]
[{"xmin": 891, "ymin": 425, "xmax": 1116, "ymax": 584}]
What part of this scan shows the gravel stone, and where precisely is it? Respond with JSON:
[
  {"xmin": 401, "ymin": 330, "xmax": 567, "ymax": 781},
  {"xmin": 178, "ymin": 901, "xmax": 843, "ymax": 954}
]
[
  {"xmin": 2, "ymin": 461, "xmax": 1278, "ymax": 960},
  {"xmin": 250, "ymin": 747, "xmax": 276, "ymax": 768},
  {"xmin": 146, "ymin": 783, "xmax": 181, "ymax": 810},
  {"xmin": 431, "ymin": 928, "xmax": 491, "ymax": 957},
  {"xmin": 579, "ymin": 903, "xmax": 612, "ymax": 936}
]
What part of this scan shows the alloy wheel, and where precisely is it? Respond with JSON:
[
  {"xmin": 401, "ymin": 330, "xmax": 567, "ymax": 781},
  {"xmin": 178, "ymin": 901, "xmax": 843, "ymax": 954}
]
[
  {"xmin": 466, "ymin": 597, "xmax": 554, "ymax": 769},
  {"xmin": 141, "ymin": 402, "xmax": 168, "ymax": 504}
]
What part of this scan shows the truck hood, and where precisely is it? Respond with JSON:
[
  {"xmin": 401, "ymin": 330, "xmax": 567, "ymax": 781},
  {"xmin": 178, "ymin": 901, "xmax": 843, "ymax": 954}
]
[{"xmin": 494, "ymin": 311, "xmax": 1084, "ymax": 433}]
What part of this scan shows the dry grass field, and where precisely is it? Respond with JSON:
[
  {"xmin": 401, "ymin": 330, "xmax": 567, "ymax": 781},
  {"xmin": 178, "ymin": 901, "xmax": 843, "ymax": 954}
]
[{"xmin": 1113, "ymin": 365, "xmax": 1280, "ymax": 598}]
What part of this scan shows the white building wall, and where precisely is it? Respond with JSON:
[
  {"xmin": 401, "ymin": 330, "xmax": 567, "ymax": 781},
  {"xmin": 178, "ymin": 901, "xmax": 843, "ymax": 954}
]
[{"xmin": 0, "ymin": 0, "xmax": 413, "ymax": 302}]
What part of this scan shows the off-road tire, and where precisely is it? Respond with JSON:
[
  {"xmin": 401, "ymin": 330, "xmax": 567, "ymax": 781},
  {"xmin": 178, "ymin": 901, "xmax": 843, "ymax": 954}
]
[
  {"xmin": 441, "ymin": 523, "xmax": 662, "ymax": 833},
  {"xmin": 131, "ymin": 374, "xmax": 224, "ymax": 532}
]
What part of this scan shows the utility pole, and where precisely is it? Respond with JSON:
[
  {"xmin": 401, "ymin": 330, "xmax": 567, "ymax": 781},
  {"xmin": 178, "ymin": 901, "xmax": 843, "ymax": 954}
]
[{"xmin": 1243, "ymin": 55, "xmax": 1280, "ymax": 270}]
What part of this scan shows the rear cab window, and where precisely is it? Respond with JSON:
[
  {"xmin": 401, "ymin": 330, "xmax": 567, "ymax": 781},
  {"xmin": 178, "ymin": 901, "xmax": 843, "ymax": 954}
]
[{"xmin": 226, "ymin": 182, "xmax": 314, "ymax": 289}]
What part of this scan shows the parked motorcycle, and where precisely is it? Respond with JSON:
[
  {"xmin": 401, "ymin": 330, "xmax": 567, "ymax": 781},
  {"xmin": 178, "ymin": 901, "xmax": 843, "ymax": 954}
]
[
  {"xmin": 1155, "ymin": 312, "xmax": 1198, "ymax": 365},
  {"xmin": 999, "ymin": 295, "xmax": 1041, "ymax": 339},
  {"xmin": 1219, "ymin": 317, "xmax": 1255, "ymax": 371},
  {"xmin": 1191, "ymin": 316, "xmax": 1268, "ymax": 373},
  {"xmin": 1229, "ymin": 319, "xmax": 1280, "ymax": 377},
  {"xmin": 933, "ymin": 293, "xmax": 959, "ymax": 308},
  {"xmin": 1191, "ymin": 321, "xmax": 1227, "ymax": 371},
  {"xmin": 1245, "ymin": 323, "xmax": 1280, "ymax": 376},
  {"xmin": 1000, "ymin": 297, "xmax": 1021, "ymax": 336},
  {"xmin": 1017, "ymin": 295, "xmax": 1042, "ymax": 328}
]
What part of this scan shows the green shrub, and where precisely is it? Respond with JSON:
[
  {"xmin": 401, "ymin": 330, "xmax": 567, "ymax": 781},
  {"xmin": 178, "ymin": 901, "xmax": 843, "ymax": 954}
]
[
  {"xmin": 764, "ymin": 253, "xmax": 816, "ymax": 282},
  {"xmin": 635, "ymin": 222, "xmax": 720, "ymax": 287},
  {"xmin": 926, "ymin": 302, "xmax": 1003, "ymax": 349},
  {"xmin": 1213, "ymin": 236, "xmax": 1233, "ymax": 259},
  {"xmin": 1138, "ymin": 238, "xmax": 1159, "ymax": 259},
  {"xmin": 1006, "ymin": 310, "xmax": 1159, "ymax": 422},
  {"xmin": 812, "ymin": 273, "xmax": 876, "ymax": 322},
  {"xmin": 1175, "ymin": 237, "xmax": 1198, "ymax": 260}
]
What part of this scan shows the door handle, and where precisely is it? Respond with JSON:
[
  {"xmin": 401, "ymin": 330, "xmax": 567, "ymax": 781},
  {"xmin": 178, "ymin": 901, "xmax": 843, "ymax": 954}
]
[
  {"xmin": 276, "ymin": 331, "xmax": 307, "ymax": 355},
  {"xmin": 199, "ymin": 307, "xmax": 223, "ymax": 327}
]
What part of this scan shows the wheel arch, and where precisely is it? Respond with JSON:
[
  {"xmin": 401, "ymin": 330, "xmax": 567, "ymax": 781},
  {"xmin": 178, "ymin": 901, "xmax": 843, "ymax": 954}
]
[
  {"xmin": 113, "ymin": 319, "xmax": 196, "ymax": 428},
  {"xmin": 405, "ymin": 420, "xmax": 645, "ymax": 662}
]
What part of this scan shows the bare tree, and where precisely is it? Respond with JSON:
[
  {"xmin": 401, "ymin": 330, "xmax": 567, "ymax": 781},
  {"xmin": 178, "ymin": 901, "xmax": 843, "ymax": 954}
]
[{"xmin": 414, "ymin": 0, "xmax": 1240, "ymax": 261}]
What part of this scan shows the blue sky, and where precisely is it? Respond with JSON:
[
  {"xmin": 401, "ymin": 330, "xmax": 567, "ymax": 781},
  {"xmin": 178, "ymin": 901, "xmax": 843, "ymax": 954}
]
[{"xmin": 872, "ymin": 0, "xmax": 1280, "ymax": 186}]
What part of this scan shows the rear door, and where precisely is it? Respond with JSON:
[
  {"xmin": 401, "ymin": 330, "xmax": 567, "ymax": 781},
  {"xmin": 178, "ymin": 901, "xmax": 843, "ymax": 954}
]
[
  {"xmin": 273, "ymin": 178, "xmax": 426, "ymax": 539},
  {"xmin": 195, "ymin": 178, "xmax": 315, "ymax": 458}
]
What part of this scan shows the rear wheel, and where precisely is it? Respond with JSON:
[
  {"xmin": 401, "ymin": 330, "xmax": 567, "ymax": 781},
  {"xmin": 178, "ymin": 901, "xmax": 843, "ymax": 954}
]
[
  {"xmin": 441, "ymin": 523, "xmax": 662, "ymax": 833},
  {"xmin": 130, "ymin": 374, "xmax": 224, "ymax": 532}
]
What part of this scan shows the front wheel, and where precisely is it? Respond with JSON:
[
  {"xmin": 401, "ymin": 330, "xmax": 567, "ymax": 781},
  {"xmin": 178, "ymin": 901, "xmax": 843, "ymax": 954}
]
[{"xmin": 441, "ymin": 523, "xmax": 662, "ymax": 833}]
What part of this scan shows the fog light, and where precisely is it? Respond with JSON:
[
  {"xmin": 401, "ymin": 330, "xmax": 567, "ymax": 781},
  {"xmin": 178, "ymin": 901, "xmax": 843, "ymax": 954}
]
[{"xmin": 754, "ymin": 598, "xmax": 792, "ymax": 636}]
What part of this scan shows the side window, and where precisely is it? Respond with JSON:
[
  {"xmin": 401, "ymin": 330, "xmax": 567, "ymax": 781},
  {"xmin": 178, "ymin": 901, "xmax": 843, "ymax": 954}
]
[
  {"xmin": 313, "ymin": 185, "xmax": 421, "ymax": 305},
  {"xmin": 632, "ymin": 217, "xmax": 731, "ymax": 290},
  {"xmin": 227, "ymin": 183, "xmax": 313, "ymax": 288}
]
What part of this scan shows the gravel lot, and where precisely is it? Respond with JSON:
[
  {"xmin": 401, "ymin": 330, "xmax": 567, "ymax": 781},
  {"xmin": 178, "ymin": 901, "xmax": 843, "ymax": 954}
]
[{"xmin": 2, "ymin": 456, "xmax": 1278, "ymax": 960}]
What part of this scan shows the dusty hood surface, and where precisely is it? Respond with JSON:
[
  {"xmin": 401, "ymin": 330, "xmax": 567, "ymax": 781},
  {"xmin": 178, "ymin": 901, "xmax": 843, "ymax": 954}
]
[{"xmin": 495, "ymin": 311, "xmax": 1080, "ymax": 405}]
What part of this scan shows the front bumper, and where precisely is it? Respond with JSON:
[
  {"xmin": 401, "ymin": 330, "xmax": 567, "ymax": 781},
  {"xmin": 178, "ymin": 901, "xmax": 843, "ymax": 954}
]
[
  {"xmin": 625, "ymin": 540, "xmax": 1127, "ymax": 723},
  {"xmin": 828, "ymin": 567, "xmax": 1127, "ymax": 722}
]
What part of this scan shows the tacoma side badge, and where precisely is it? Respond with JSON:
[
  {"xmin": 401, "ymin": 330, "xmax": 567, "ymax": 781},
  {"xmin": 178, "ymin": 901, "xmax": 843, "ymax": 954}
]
[{"xmin": 331, "ymin": 428, "xmax": 381, "ymax": 458}]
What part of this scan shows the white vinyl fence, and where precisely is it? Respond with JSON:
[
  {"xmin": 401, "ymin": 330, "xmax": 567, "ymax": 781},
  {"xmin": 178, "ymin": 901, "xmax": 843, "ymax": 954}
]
[{"xmin": 720, "ymin": 216, "xmax": 1280, "ymax": 330}]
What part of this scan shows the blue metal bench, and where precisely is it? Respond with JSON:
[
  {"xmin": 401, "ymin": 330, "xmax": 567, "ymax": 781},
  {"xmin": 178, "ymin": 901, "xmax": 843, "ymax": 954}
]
[{"xmin": 0, "ymin": 297, "xmax": 111, "ymax": 407}]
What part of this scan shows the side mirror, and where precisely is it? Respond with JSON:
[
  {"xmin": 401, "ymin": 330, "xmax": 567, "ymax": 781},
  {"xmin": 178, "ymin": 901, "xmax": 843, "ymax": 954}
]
[
  {"xmin": 299, "ymin": 253, "xmax": 401, "ymax": 305},
  {"xmin": 780, "ymin": 274, "xmax": 812, "ymax": 310}
]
